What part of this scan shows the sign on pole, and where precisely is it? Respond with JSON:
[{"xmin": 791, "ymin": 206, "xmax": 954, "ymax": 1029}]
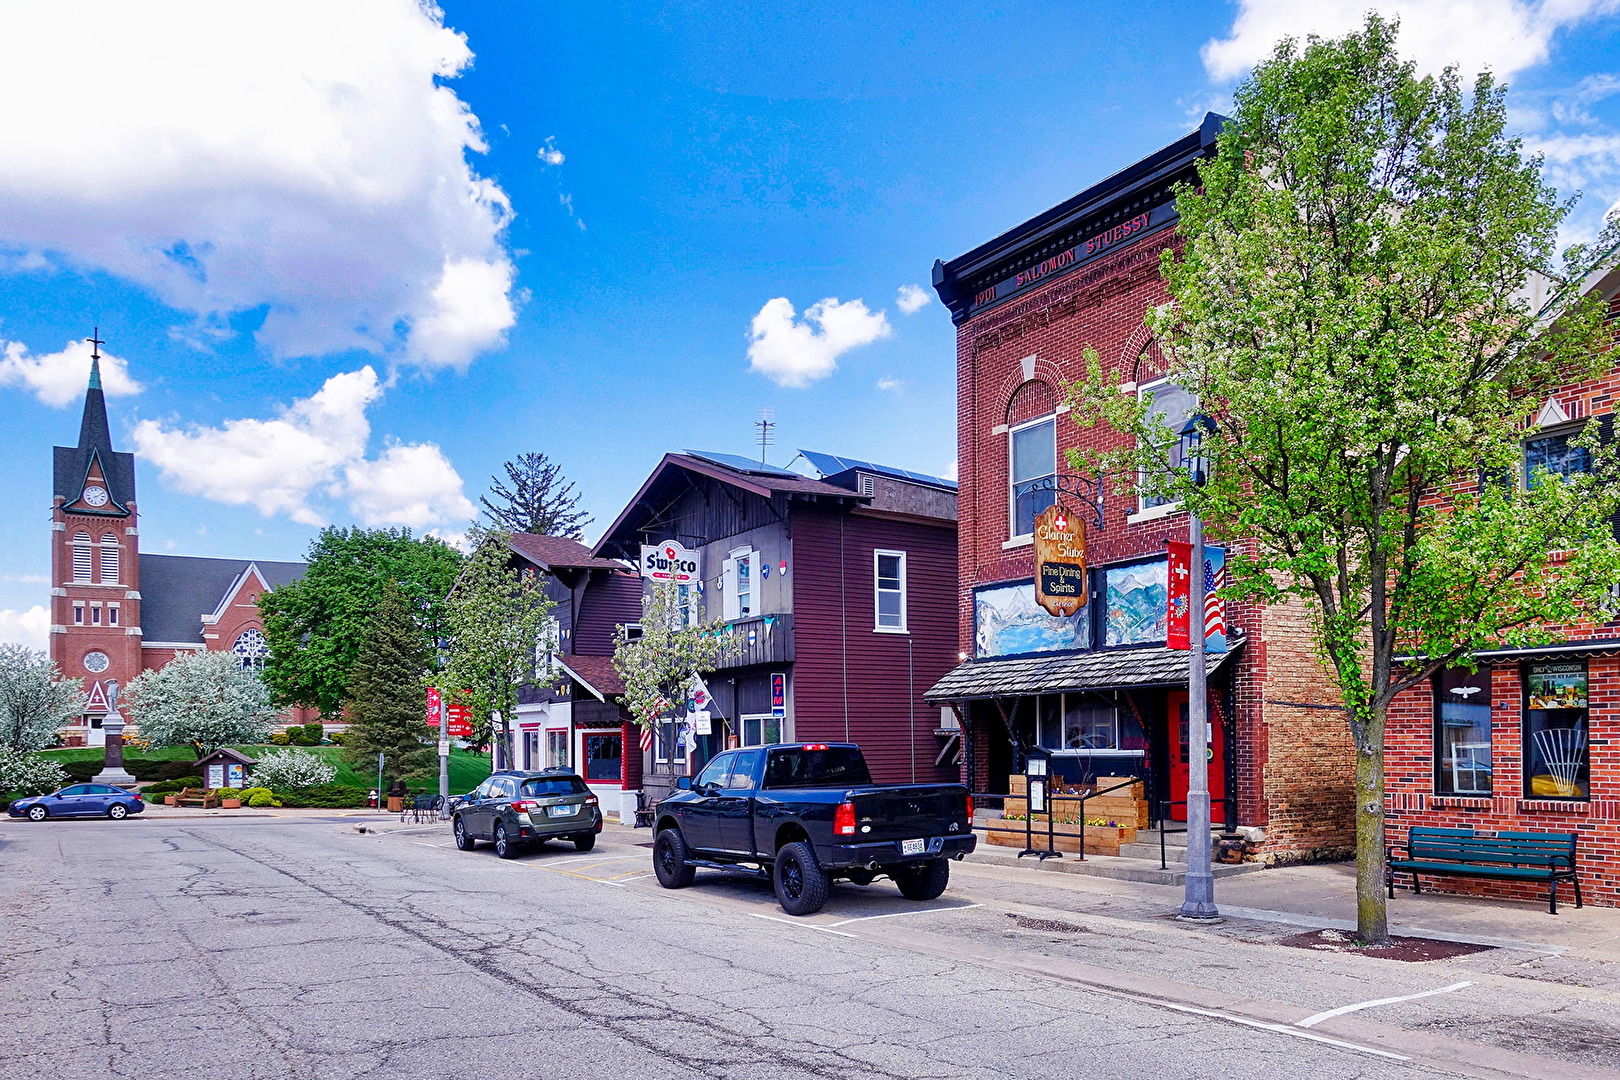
[
  {"xmin": 425, "ymin": 686, "xmax": 442, "ymax": 727},
  {"xmin": 1168, "ymin": 542, "xmax": 1226, "ymax": 653},
  {"xmin": 437, "ymin": 738, "xmax": 451, "ymax": 755},
  {"xmin": 640, "ymin": 540, "xmax": 701, "ymax": 585},
  {"xmin": 445, "ymin": 703, "xmax": 472, "ymax": 737},
  {"xmin": 770, "ymin": 673, "xmax": 786, "ymax": 718},
  {"xmin": 1033, "ymin": 504, "xmax": 1087, "ymax": 617}
]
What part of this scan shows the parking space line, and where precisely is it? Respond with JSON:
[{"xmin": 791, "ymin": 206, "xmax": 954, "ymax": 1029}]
[
  {"xmin": 544, "ymin": 853, "xmax": 646, "ymax": 868},
  {"xmin": 749, "ymin": 912, "xmax": 857, "ymax": 938},
  {"xmin": 1295, "ymin": 982, "xmax": 1473, "ymax": 1029},
  {"xmin": 828, "ymin": 903, "xmax": 981, "ymax": 927},
  {"xmin": 409, "ymin": 840, "xmax": 453, "ymax": 848}
]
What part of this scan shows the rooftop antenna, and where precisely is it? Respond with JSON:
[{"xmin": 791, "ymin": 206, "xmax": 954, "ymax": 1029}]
[{"xmin": 755, "ymin": 407, "xmax": 776, "ymax": 465}]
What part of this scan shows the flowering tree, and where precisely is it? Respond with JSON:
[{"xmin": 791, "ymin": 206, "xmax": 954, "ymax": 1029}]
[
  {"xmin": 0, "ymin": 747, "xmax": 69, "ymax": 796},
  {"xmin": 250, "ymin": 748, "xmax": 338, "ymax": 790},
  {"xmin": 0, "ymin": 644, "xmax": 82, "ymax": 752},
  {"xmin": 439, "ymin": 528, "xmax": 555, "ymax": 768},
  {"xmin": 614, "ymin": 576, "xmax": 732, "ymax": 741},
  {"xmin": 1067, "ymin": 17, "xmax": 1620, "ymax": 944},
  {"xmin": 122, "ymin": 650, "xmax": 279, "ymax": 755}
]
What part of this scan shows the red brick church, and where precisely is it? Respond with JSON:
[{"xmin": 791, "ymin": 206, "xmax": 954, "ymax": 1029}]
[{"xmin": 49, "ymin": 353, "xmax": 305, "ymax": 745}]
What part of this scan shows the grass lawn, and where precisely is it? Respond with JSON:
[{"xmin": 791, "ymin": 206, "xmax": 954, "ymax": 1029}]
[{"xmin": 40, "ymin": 744, "xmax": 492, "ymax": 793}]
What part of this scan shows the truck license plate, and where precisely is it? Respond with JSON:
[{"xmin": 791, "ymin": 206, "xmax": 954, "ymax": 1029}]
[
  {"xmin": 549, "ymin": 804, "xmax": 579, "ymax": 817},
  {"xmin": 901, "ymin": 838, "xmax": 925, "ymax": 856}
]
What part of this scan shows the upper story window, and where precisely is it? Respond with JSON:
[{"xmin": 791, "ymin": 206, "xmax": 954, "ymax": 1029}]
[
  {"xmin": 98, "ymin": 533, "xmax": 120, "ymax": 584},
  {"xmin": 1524, "ymin": 426, "xmax": 1591, "ymax": 488},
  {"xmin": 723, "ymin": 548, "xmax": 756, "ymax": 620},
  {"xmin": 1138, "ymin": 377, "xmax": 1197, "ymax": 511},
  {"xmin": 1010, "ymin": 417, "xmax": 1056, "ymax": 538},
  {"xmin": 233, "ymin": 627, "xmax": 270, "ymax": 670},
  {"xmin": 874, "ymin": 550, "xmax": 907, "ymax": 632},
  {"xmin": 71, "ymin": 531, "xmax": 92, "ymax": 583}
]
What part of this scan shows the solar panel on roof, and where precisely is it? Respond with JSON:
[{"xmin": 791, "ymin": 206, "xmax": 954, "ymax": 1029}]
[
  {"xmin": 684, "ymin": 450, "xmax": 803, "ymax": 479},
  {"xmin": 796, "ymin": 449, "xmax": 958, "ymax": 491}
]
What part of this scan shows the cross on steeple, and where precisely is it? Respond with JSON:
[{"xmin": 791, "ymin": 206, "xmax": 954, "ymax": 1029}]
[{"xmin": 86, "ymin": 327, "xmax": 104, "ymax": 360}]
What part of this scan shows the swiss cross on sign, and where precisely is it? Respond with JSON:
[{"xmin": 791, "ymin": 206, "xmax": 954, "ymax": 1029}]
[{"xmin": 1033, "ymin": 504, "xmax": 1087, "ymax": 617}]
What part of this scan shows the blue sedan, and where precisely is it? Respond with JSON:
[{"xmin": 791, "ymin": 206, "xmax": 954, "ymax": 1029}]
[{"xmin": 8, "ymin": 783, "xmax": 145, "ymax": 821}]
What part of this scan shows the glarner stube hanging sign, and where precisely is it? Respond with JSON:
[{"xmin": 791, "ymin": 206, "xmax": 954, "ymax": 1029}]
[{"xmin": 1034, "ymin": 505, "xmax": 1087, "ymax": 616}]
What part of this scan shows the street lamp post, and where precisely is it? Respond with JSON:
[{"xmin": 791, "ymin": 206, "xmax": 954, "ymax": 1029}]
[{"xmin": 1179, "ymin": 414, "xmax": 1219, "ymax": 922}]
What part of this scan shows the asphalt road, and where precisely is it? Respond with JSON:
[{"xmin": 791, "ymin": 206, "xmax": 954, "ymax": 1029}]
[{"xmin": 0, "ymin": 815, "xmax": 1602, "ymax": 1080}]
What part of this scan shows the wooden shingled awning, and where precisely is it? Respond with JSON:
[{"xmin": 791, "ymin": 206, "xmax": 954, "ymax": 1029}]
[{"xmin": 922, "ymin": 638, "xmax": 1242, "ymax": 704}]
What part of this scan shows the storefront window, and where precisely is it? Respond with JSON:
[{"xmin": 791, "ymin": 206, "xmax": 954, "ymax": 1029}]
[
  {"xmin": 1033, "ymin": 694, "xmax": 1142, "ymax": 752},
  {"xmin": 1433, "ymin": 667, "xmax": 1492, "ymax": 795},
  {"xmin": 585, "ymin": 733, "xmax": 623, "ymax": 782},
  {"xmin": 1523, "ymin": 661, "xmax": 1589, "ymax": 800},
  {"xmin": 742, "ymin": 715, "xmax": 782, "ymax": 746}
]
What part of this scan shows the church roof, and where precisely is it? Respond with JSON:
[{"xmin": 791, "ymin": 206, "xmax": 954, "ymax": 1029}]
[{"xmin": 138, "ymin": 555, "xmax": 305, "ymax": 645}]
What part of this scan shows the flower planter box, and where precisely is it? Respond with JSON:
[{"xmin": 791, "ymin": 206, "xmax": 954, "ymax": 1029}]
[
  {"xmin": 220, "ymin": 798, "xmax": 242, "ymax": 809},
  {"xmin": 986, "ymin": 821, "xmax": 1136, "ymax": 856},
  {"xmin": 165, "ymin": 796, "xmax": 179, "ymax": 807}
]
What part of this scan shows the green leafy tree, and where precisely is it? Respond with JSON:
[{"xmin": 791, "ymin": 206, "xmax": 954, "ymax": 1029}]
[
  {"xmin": 614, "ymin": 576, "xmax": 732, "ymax": 739},
  {"xmin": 122, "ymin": 651, "xmax": 279, "ymax": 755},
  {"xmin": 259, "ymin": 527, "xmax": 463, "ymax": 720},
  {"xmin": 344, "ymin": 584, "xmax": 436, "ymax": 784},
  {"xmin": 480, "ymin": 451, "xmax": 591, "ymax": 537},
  {"xmin": 0, "ymin": 644, "xmax": 82, "ymax": 752},
  {"xmin": 438, "ymin": 529, "xmax": 555, "ymax": 768},
  {"xmin": 1068, "ymin": 16, "xmax": 1620, "ymax": 944}
]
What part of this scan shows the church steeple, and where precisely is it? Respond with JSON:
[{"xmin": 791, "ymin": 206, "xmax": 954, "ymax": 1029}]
[{"xmin": 77, "ymin": 329, "xmax": 112, "ymax": 453}]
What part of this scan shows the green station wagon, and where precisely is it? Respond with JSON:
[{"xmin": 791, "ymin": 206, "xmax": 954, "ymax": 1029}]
[{"xmin": 452, "ymin": 769, "xmax": 603, "ymax": 858}]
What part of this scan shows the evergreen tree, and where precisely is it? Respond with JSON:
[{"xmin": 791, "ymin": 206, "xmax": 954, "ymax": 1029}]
[
  {"xmin": 480, "ymin": 451, "xmax": 591, "ymax": 537},
  {"xmin": 343, "ymin": 584, "xmax": 436, "ymax": 784}
]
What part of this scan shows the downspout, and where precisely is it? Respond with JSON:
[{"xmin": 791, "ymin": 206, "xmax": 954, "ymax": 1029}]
[{"xmin": 840, "ymin": 514, "xmax": 850, "ymax": 742}]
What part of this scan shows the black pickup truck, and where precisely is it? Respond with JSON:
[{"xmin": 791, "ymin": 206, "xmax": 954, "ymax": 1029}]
[{"xmin": 651, "ymin": 742, "xmax": 976, "ymax": 915}]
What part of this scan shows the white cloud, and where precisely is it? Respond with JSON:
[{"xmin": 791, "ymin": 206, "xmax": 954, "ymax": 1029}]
[
  {"xmin": 131, "ymin": 365, "xmax": 473, "ymax": 530},
  {"xmin": 1202, "ymin": 1, "xmax": 1620, "ymax": 84},
  {"xmin": 345, "ymin": 441, "xmax": 475, "ymax": 529},
  {"xmin": 896, "ymin": 284, "xmax": 932, "ymax": 315},
  {"xmin": 0, "ymin": 574, "xmax": 47, "ymax": 584},
  {"xmin": 0, "ymin": 606, "xmax": 49, "ymax": 650},
  {"xmin": 0, "ymin": 2, "xmax": 517, "ymax": 371},
  {"xmin": 877, "ymin": 376, "xmax": 904, "ymax": 392},
  {"xmin": 944, "ymin": 458, "xmax": 959, "ymax": 482},
  {"xmin": 747, "ymin": 297, "xmax": 892, "ymax": 388},
  {"xmin": 538, "ymin": 137, "xmax": 566, "ymax": 166},
  {"xmin": 0, "ymin": 336, "xmax": 142, "ymax": 407}
]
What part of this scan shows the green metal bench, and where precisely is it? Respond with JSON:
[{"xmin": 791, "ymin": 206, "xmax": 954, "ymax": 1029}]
[{"xmin": 1386, "ymin": 826, "xmax": 1581, "ymax": 914}]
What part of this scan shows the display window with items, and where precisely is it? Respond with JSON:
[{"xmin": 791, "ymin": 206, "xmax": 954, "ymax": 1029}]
[
  {"xmin": 1523, "ymin": 661, "xmax": 1590, "ymax": 800},
  {"xmin": 1433, "ymin": 666, "xmax": 1493, "ymax": 795}
]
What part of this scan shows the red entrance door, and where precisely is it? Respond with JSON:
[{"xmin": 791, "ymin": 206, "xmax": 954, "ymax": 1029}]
[{"xmin": 1166, "ymin": 691, "xmax": 1226, "ymax": 822}]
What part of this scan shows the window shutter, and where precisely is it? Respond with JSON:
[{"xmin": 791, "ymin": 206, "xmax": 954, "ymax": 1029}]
[
  {"xmin": 99, "ymin": 536, "xmax": 119, "ymax": 583},
  {"xmin": 71, "ymin": 533, "xmax": 92, "ymax": 582},
  {"xmin": 722, "ymin": 557, "xmax": 739, "ymax": 621}
]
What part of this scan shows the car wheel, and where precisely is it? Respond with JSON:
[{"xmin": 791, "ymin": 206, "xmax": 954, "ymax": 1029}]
[
  {"xmin": 107, "ymin": 804, "xmax": 128, "ymax": 820},
  {"xmin": 653, "ymin": 828, "xmax": 696, "ymax": 889},
  {"xmin": 453, "ymin": 815, "xmax": 477, "ymax": 850},
  {"xmin": 895, "ymin": 858, "xmax": 950, "ymax": 901},
  {"xmin": 494, "ymin": 822, "xmax": 516, "ymax": 859},
  {"xmin": 26, "ymin": 805, "xmax": 47, "ymax": 822},
  {"xmin": 773, "ymin": 841, "xmax": 830, "ymax": 916},
  {"xmin": 572, "ymin": 833, "xmax": 596, "ymax": 852}
]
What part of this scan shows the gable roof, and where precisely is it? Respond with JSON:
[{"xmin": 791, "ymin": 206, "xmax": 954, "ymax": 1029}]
[
  {"xmin": 138, "ymin": 555, "xmax": 305, "ymax": 645},
  {"xmin": 508, "ymin": 533, "xmax": 626, "ymax": 571},
  {"xmin": 558, "ymin": 653, "xmax": 626, "ymax": 700}
]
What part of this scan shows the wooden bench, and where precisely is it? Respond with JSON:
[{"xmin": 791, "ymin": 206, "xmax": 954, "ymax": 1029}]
[
  {"xmin": 172, "ymin": 787, "xmax": 219, "ymax": 809},
  {"xmin": 1387, "ymin": 826, "xmax": 1581, "ymax": 914}
]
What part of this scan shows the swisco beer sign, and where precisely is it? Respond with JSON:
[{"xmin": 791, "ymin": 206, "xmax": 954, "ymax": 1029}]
[
  {"xmin": 1034, "ymin": 505, "xmax": 1087, "ymax": 617},
  {"xmin": 640, "ymin": 539, "xmax": 701, "ymax": 585}
]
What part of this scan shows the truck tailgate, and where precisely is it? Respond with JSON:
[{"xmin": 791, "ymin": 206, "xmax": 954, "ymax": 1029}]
[{"xmin": 848, "ymin": 785, "xmax": 968, "ymax": 842}]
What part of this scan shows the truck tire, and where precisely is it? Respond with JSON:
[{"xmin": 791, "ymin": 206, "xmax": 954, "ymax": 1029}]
[
  {"xmin": 654, "ymin": 828, "xmax": 696, "ymax": 888},
  {"xmin": 774, "ymin": 841, "xmax": 830, "ymax": 916},
  {"xmin": 896, "ymin": 858, "xmax": 950, "ymax": 901}
]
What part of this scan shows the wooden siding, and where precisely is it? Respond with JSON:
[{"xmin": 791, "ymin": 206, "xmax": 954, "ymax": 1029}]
[
  {"xmin": 790, "ymin": 505, "xmax": 960, "ymax": 784},
  {"xmin": 711, "ymin": 613, "xmax": 795, "ymax": 669},
  {"xmin": 575, "ymin": 570, "xmax": 642, "ymax": 656}
]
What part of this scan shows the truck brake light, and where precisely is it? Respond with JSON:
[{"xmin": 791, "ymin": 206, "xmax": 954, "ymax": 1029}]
[
  {"xmin": 803, "ymin": 743, "xmax": 828, "ymax": 751},
  {"xmin": 834, "ymin": 801, "xmax": 857, "ymax": 836},
  {"xmin": 967, "ymin": 795, "xmax": 974, "ymax": 819}
]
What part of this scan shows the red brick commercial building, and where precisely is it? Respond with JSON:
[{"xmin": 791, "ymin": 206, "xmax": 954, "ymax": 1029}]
[
  {"xmin": 1385, "ymin": 265, "xmax": 1620, "ymax": 906},
  {"xmin": 925, "ymin": 114, "xmax": 1357, "ymax": 860},
  {"xmin": 49, "ymin": 355, "xmax": 307, "ymax": 743}
]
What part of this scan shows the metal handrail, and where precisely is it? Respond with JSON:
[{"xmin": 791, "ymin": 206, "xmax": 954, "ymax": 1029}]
[
  {"xmin": 1155, "ymin": 799, "xmax": 1233, "ymax": 870},
  {"xmin": 970, "ymin": 777, "xmax": 1143, "ymax": 862}
]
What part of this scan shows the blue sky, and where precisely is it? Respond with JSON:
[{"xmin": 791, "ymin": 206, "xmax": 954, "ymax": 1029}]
[{"xmin": 4, "ymin": 0, "xmax": 1620, "ymax": 646}]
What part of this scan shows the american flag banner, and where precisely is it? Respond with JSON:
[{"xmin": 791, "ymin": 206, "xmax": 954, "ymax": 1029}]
[
  {"xmin": 639, "ymin": 724, "xmax": 653, "ymax": 752},
  {"xmin": 1202, "ymin": 547, "xmax": 1228, "ymax": 654}
]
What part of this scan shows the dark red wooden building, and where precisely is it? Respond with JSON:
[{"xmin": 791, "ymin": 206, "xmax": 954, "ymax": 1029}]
[{"xmin": 590, "ymin": 449, "xmax": 960, "ymax": 804}]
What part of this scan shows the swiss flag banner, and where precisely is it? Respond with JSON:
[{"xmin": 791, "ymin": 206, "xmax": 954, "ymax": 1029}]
[
  {"xmin": 1167, "ymin": 541, "xmax": 1227, "ymax": 653},
  {"xmin": 425, "ymin": 686, "xmax": 442, "ymax": 727},
  {"xmin": 1167, "ymin": 542, "xmax": 1192, "ymax": 650}
]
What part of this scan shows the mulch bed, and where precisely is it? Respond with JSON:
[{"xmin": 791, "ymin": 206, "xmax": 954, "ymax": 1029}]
[{"xmin": 1278, "ymin": 927, "xmax": 1494, "ymax": 962}]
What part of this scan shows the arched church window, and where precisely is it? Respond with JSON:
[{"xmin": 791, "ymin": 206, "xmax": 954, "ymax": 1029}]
[
  {"xmin": 71, "ymin": 532, "xmax": 92, "ymax": 583},
  {"xmin": 99, "ymin": 533, "xmax": 120, "ymax": 584},
  {"xmin": 233, "ymin": 628, "xmax": 271, "ymax": 671}
]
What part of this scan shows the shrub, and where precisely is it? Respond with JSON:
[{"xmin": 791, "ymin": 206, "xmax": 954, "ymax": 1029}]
[
  {"xmin": 143, "ymin": 775, "xmax": 205, "ymax": 796},
  {"xmin": 270, "ymin": 731, "xmax": 290, "ymax": 745},
  {"xmin": 326, "ymin": 730, "xmax": 347, "ymax": 747},
  {"xmin": 245, "ymin": 788, "xmax": 281, "ymax": 808},
  {"xmin": 250, "ymin": 749, "xmax": 337, "ymax": 790},
  {"xmin": 286, "ymin": 723, "xmax": 323, "ymax": 746},
  {"xmin": 0, "ymin": 748, "xmax": 69, "ymax": 796},
  {"xmin": 274, "ymin": 783, "xmax": 369, "ymax": 808}
]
